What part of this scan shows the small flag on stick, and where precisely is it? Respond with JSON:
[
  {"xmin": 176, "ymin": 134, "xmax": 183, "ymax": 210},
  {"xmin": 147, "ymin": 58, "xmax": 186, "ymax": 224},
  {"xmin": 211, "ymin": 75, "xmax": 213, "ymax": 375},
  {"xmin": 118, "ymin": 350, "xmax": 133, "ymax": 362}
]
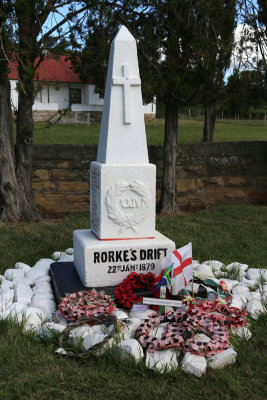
[
  {"xmin": 154, "ymin": 264, "xmax": 172, "ymax": 291},
  {"xmin": 162, "ymin": 242, "xmax": 193, "ymax": 295}
]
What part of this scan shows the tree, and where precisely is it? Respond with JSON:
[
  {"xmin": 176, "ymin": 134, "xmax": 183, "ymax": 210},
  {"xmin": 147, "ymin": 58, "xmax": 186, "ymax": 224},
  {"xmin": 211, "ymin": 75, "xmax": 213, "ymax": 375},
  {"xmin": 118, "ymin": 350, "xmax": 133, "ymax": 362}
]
[
  {"xmin": 236, "ymin": 1, "xmax": 267, "ymax": 72},
  {"xmin": 0, "ymin": 1, "xmax": 92, "ymax": 222},
  {"xmin": 223, "ymin": 66, "xmax": 267, "ymax": 116},
  {"xmin": 192, "ymin": 0, "xmax": 236, "ymax": 142}
]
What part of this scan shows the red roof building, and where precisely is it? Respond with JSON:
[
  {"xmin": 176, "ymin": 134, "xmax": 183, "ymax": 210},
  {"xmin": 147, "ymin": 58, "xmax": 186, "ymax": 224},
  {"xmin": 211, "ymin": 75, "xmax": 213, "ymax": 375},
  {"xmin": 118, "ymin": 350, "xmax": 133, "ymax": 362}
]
[{"xmin": 8, "ymin": 55, "xmax": 85, "ymax": 83}]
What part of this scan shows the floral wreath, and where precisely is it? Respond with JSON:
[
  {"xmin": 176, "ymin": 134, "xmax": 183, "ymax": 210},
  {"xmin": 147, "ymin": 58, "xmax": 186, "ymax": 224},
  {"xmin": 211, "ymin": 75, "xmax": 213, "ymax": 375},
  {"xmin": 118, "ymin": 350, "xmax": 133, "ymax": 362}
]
[
  {"xmin": 135, "ymin": 300, "xmax": 247, "ymax": 357},
  {"xmin": 58, "ymin": 290, "xmax": 116, "ymax": 322},
  {"xmin": 115, "ymin": 272, "xmax": 165, "ymax": 309}
]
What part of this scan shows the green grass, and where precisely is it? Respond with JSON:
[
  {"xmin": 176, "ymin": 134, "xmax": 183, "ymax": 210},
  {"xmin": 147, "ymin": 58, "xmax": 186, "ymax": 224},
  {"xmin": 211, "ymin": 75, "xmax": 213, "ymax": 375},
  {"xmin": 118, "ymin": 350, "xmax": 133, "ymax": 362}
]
[
  {"xmin": 0, "ymin": 205, "xmax": 266, "ymax": 399},
  {"xmin": 29, "ymin": 119, "xmax": 267, "ymax": 145}
]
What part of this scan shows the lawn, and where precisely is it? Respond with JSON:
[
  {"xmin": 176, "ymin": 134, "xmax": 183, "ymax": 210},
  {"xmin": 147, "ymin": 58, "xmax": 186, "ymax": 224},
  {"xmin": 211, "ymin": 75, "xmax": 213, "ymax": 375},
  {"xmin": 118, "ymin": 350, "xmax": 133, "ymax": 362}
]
[
  {"xmin": 30, "ymin": 118, "xmax": 267, "ymax": 145},
  {"xmin": 0, "ymin": 205, "xmax": 266, "ymax": 400}
]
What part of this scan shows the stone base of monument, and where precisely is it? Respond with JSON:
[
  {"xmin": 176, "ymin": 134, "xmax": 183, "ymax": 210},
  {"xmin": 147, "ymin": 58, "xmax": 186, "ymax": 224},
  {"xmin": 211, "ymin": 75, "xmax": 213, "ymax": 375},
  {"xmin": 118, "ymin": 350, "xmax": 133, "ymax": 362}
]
[
  {"xmin": 73, "ymin": 229, "xmax": 175, "ymax": 287},
  {"xmin": 50, "ymin": 262, "xmax": 116, "ymax": 304}
]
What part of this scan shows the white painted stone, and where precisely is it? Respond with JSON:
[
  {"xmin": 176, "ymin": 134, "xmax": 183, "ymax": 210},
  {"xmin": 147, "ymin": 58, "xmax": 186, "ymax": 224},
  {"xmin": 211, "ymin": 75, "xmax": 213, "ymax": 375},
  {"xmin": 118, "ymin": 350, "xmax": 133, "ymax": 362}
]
[
  {"xmin": 111, "ymin": 310, "xmax": 129, "ymax": 320},
  {"xmin": 146, "ymin": 348, "xmax": 178, "ymax": 373},
  {"xmin": 246, "ymin": 268, "xmax": 267, "ymax": 281},
  {"xmin": 33, "ymin": 282, "xmax": 52, "ymax": 291},
  {"xmin": 214, "ymin": 271, "xmax": 228, "ymax": 279},
  {"xmin": 32, "ymin": 289, "xmax": 54, "ymax": 300},
  {"xmin": 0, "ymin": 280, "xmax": 14, "ymax": 292},
  {"xmin": 58, "ymin": 254, "xmax": 74, "ymax": 262},
  {"xmin": 34, "ymin": 275, "xmax": 51, "ymax": 284},
  {"xmin": 14, "ymin": 283, "xmax": 33, "ymax": 304},
  {"xmin": 32, "ymin": 282, "xmax": 53, "ymax": 295},
  {"xmin": 230, "ymin": 296, "xmax": 245, "ymax": 309},
  {"xmin": 117, "ymin": 318, "xmax": 141, "ymax": 340},
  {"xmin": 232, "ymin": 285, "xmax": 250, "ymax": 300},
  {"xmin": 193, "ymin": 264, "xmax": 214, "ymax": 279},
  {"xmin": 97, "ymin": 26, "xmax": 148, "ymax": 165},
  {"xmin": 13, "ymin": 277, "xmax": 34, "ymax": 287},
  {"xmin": 25, "ymin": 268, "xmax": 47, "ymax": 282},
  {"xmin": 246, "ymin": 299, "xmax": 264, "ymax": 319},
  {"xmin": 90, "ymin": 162, "xmax": 156, "ymax": 239},
  {"xmin": 65, "ymin": 248, "xmax": 74, "ymax": 255},
  {"xmin": 208, "ymin": 347, "xmax": 237, "ymax": 369},
  {"xmin": 7, "ymin": 302, "xmax": 26, "ymax": 315},
  {"xmin": 52, "ymin": 251, "xmax": 66, "ymax": 261},
  {"xmin": 15, "ymin": 262, "xmax": 32, "ymax": 273},
  {"xmin": 114, "ymin": 338, "xmax": 144, "ymax": 362},
  {"xmin": 82, "ymin": 333, "xmax": 114, "ymax": 356},
  {"xmin": 0, "ymin": 292, "xmax": 14, "ymax": 310},
  {"xmin": 74, "ymin": 229, "xmax": 175, "ymax": 287},
  {"xmin": 26, "ymin": 259, "xmax": 53, "ymax": 282},
  {"xmin": 22, "ymin": 306, "xmax": 48, "ymax": 330},
  {"xmin": 0, "ymin": 309, "xmax": 11, "ymax": 320},
  {"xmin": 9, "ymin": 312, "xmax": 24, "ymax": 323},
  {"xmin": 231, "ymin": 326, "xmax": 252, "ymax": 340},
  {"xmin": 0, "ymin": 275, "xmax": 5, "ymax": 282},
  {"xmin": 242, "ymin": 278, "xmax": 259, "ymax": 289},
  {"xmin": 69, "ymin": 324, "xmax": 109, "ymax": 348},
  {"xmin": 181, "ymin": 352, "xmax": 207, "ymax": 378},
  {"xmin": 128, "ymin": 309, "xmax": 158, "ymax": 320},
  {"xmin": 69, "ymin": 325, "xmax": 96, "ymax": 344},
  {"xmin": 4, "ymin": 269, "xmax": 24, "ymax": 280},
  {"xmin": 203, "ymin": 260, "xmax": 224, "ymax": 272},
  {"xmin": 33, "ymin": 259, "xmax": 54, "ymax": 273},
  {"xmin": 245, "ymin": 291, "xmax": 261, "ymax": 302},
  {"xmin": 30, "ymin": 297, "xmax": 56, "ymax": 319},
  {"xmin": 226, "ymin": 262, "xmax": 248, "ymax": 272},
  {"xmin": 39, "ymin": 322, "xmax": 66, "ymax": 337},
  {"xmin": 55, "ymin": 347, "xmax": 67, "ymax": 355}
]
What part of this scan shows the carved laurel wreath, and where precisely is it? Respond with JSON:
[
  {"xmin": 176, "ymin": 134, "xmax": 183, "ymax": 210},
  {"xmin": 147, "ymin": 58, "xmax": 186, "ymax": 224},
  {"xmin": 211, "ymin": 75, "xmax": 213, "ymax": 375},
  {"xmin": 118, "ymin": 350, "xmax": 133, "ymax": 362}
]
[{"xmin": 105, "ymin": 180, "xmax": 151, "ymax": 233}]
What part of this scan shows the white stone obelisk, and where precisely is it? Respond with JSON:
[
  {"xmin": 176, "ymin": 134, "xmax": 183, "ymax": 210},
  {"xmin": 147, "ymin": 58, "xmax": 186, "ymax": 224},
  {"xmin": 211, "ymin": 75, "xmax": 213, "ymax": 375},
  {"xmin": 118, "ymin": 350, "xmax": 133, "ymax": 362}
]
[
  {"xmin": 90, "ymin": 26, "xmax": 156, "ymax": 240},
  {"xmin": 73, "ymin": 26, "xmax": 175, "ymax": 287},
  {"xmin": 97, "ymin": 26, "xmax": 148, "ymax": 164}
]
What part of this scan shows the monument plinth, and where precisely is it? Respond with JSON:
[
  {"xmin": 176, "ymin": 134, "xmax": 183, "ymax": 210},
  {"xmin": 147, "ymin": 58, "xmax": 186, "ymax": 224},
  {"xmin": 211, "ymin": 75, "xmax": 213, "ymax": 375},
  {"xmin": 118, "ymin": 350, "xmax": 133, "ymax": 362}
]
[{"xmin": 74, "ymin": 26, "xmax": 175, "ymax": 287}]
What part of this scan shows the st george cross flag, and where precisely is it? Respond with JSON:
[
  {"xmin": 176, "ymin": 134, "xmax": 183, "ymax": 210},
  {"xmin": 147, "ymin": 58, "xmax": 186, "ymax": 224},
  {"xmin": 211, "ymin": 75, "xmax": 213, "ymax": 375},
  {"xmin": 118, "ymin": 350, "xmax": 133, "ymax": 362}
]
[{"xmin": 162, "ymin": 242, "xmax": 193, "ymax": 295}]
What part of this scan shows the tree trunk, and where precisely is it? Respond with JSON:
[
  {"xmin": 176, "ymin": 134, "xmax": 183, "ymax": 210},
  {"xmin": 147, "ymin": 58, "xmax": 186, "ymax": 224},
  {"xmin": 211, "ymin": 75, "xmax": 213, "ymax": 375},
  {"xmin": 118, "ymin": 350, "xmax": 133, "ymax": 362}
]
[
  {"xmin": 0, "ymin": 68, "xmax": 20, "ymax": 221},
  {"xmin": 0, "ymin": 64, "xmax": 40, "ymax": 222},
  {"xmin": 159, "ymin": 100, "xmax": 179, "ymax": 213},
  {"xmin": 203, "ymin": 105, "xmax": 216, "ymax": 142},
  {"xmin": 13, "ymin": 7, "xmax": 41, "ymax": 222},
  {"xmin": 15, "ymin": 76, "xmax": 41, "ymax": 221}
]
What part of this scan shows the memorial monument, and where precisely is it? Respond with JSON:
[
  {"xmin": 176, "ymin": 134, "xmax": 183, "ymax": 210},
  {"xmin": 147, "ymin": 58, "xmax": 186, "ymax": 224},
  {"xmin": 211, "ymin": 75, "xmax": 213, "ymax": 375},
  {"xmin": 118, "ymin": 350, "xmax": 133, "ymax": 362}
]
[{"xmin": 73, "ymin": 26, "xmax": 175, "ymax": 288}]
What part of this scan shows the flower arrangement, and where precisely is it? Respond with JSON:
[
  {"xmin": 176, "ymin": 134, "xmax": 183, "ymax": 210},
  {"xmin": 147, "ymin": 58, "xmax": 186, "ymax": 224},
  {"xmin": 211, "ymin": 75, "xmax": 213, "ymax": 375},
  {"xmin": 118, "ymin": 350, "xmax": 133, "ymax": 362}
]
[
  {"xmin": 135, "ymin": 299, "xmax": 247, "ymax": 357},
  {"xmin": 58, "ymin": 290, "xmax": 116, "ymax": 322},
  {"xmin": 115, "ymin": 271, "xmax": 160, "ymax": 309}
]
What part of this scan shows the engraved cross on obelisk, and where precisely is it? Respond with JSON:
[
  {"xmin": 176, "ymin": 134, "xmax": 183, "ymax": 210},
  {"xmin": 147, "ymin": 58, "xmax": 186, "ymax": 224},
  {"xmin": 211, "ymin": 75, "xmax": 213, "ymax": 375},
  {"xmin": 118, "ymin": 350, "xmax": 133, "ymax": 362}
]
[{"xmin": 112, "ymin": 64, "xmax": 141, "ymax": 124}]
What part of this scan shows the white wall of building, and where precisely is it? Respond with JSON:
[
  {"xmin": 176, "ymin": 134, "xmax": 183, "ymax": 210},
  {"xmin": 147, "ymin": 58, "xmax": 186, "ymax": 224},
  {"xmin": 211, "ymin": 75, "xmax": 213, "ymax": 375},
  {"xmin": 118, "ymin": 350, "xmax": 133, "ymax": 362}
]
[{"xmin": 10, "ymin": 80, "xmax": 156, "ymax": 116}]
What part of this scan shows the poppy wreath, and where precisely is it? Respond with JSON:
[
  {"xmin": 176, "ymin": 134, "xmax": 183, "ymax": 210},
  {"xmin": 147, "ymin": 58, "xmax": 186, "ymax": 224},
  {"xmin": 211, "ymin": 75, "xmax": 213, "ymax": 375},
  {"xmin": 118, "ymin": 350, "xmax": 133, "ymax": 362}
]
[
  {"xmin": 115, "ymin": 272, "xmax": 166, "ymax": 309},
  {"xmin": 58, "ymin": 290, "xmax": 116, "ymax": 322},
  {"xmin": 135, "ymin": 300, "xmax": 247, "ymax": 357}
]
